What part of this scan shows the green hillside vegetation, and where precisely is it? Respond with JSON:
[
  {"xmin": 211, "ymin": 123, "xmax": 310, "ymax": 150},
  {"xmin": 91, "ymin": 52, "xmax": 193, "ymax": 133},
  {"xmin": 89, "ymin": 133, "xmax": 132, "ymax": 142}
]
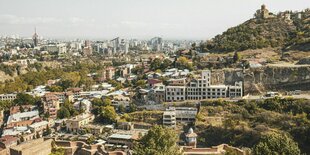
[
  {"xmin": 201, "ymin": 9, "xmax": 310, "ymax": 52},
  {"xmin": 196, "ymin": 98, "xmax": 310, "ymax": 154}
]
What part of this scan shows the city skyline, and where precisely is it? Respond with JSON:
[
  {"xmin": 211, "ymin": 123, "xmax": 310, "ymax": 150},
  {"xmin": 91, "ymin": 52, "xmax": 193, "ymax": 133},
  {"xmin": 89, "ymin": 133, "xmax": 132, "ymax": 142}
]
[{"xmin": 0, "ymin": 0, "xmax": 309, "ymax": 40}]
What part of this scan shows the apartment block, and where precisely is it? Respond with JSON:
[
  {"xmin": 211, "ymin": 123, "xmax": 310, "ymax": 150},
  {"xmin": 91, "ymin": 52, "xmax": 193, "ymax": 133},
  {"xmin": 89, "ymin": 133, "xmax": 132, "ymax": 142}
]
[
  {"xmin": 66, "ymin": 113, "xmax": 95, "ymax": 133},
  {"xmin": 165, "ymin": 70, "xmax": 243, "ymax": 102},
  {"xmin": 163, "ymin": 107, "xmax": 197, "ymax": 127}
]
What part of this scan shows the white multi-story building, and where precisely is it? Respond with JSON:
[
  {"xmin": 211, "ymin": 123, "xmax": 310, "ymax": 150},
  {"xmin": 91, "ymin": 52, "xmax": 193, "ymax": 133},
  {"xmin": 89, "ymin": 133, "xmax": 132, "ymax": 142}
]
[
  {"xmin": 165, "ymin": 86, "xmax": 186, "ymax": 102},
  {"xmin": 165, "ymin": 70, "xmax": 243, "ymax": 102},
  {"xmin": 163, "ymin": 107, "xmax": 197, "ymax": 128},
  {"xmin": 0, "ymin": 94, "xmax": 17, "ymax": 101},
  {"xmin": 165, "ymin": 78, "xmax": 187, "ymax": 102},
  {"xmin": 66, "ymin": 113, "xmax": 95, "ymax": 133},
  {"xmin": 58, "ymin": 43, "xmax": 67, "ymax": 54},
  {"xmin": 228, "ymin": 81, "xmax": 243, "ymax": 98},
  {"xmin": 163, "ymin": 111, "xmax": 176, "ymax": 127}
]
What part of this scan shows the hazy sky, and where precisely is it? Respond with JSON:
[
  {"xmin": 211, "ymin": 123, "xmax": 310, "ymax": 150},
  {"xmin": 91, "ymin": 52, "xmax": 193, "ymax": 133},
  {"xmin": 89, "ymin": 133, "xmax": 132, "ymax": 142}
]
[{"xmin": 0, "ymin": 0, "xmax": 309, "ymax": 40}]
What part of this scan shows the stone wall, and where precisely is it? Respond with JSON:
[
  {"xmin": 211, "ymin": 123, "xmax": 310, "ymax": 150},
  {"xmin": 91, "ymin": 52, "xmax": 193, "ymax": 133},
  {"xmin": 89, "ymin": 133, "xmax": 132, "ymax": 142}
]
[{"xmin": 10, "ymin": 138, "xmax": 52, "ymax": 155}]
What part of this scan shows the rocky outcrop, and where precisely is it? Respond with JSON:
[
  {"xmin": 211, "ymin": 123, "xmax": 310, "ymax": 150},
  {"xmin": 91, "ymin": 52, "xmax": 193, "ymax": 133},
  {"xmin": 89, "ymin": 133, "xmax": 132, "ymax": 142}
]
[{"xmin": 212, "ymin": 65, "xmax": 310, "ymax": 94}]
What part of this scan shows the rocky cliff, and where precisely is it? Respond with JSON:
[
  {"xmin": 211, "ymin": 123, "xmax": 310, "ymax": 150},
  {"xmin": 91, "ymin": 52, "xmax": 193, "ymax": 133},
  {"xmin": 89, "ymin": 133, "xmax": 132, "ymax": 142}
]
[{"xmin": 212, "ymin": 65, "xmax": 310, "ymax": 94}]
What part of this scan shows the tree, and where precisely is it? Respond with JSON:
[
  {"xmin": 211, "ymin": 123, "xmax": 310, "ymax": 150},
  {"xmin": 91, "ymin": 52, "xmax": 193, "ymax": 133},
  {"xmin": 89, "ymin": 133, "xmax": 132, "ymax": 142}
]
[
  {"xmin": 92, "ymin": 98, "xmax": 104, "ymax": 106},
  {"xmin": 177, "ymin": 56, "xmax": 193, "ymax": 70},
  {"xmin": 233, "ymin": 51, "xmax": 241, "ymax": 63},
  {"xmin": 50, "ymin": 141, "xmax": 65, "ymax": 155},
  {"xmin": 253, "ymin": 132, "xmax": 300, "ymax": 155},
  {"xmin": 0, "ymin": 101, "xmax": 13, "ymax": 110},
  {"xmin": 134, "ymin": 125, "xmax": 182, "ymax": 155},
  {"xmin": 150, "ymin": 58, "xmax": 162, "ymax": 71},
  {"xmin": 100, "ymin": 106, "xmax": 117, "ymax": 124},
  {"xmin": 57, "ymin": 107, "xmax": 70, "ymax": 119},
  {"xmin": 14, "ymin": 93, "xmax": 37, "ymax": 105},
  {"xmin": 48, "ymin": 85, "xmax": 63, "ymax": 92},
  {"xmin": 86, "ymin": 135, "xmax": 96, "ymax": 144},
  {"xmin": 118, "ymin": 104, "xmax": 126, "ymax": 113},
  {"xmin": 103, "ymin": 98, "xmax": 112, "ymax": 106},
  {"xmin": 62, "ymin": 99, "xmax": 78, "ymax": 116},
  {"xmin": 135, "ymin": 80, "xmax": 146, "ymax": 88},
  {"xmin": 44, "ymin": 125, "xmax": 52, "ymax": 136},
  {"xmin": 108, "ymin": 80, "xmax": 123, "ymax": 90},
  {"xmin": 160, "ymin": 59, "xmax": 172, "ymax": 70}
]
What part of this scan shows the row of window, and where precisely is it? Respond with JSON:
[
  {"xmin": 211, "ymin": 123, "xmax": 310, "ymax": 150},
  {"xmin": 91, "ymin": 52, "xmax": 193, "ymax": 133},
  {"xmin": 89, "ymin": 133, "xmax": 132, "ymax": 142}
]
[
  {"xmin": 167, "ymin": 92, "xmax": 185, "ymax": 95},
  {"xmin": 188, "ymin": 92, "xmax": 225, "ymax": 96}
]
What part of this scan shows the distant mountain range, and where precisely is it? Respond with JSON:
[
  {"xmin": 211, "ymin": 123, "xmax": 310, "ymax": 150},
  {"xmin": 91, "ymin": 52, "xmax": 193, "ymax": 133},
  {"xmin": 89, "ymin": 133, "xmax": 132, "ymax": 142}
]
[{"xmin": 200, "ymin": 6, "xmax": 310, "ymax": 52}]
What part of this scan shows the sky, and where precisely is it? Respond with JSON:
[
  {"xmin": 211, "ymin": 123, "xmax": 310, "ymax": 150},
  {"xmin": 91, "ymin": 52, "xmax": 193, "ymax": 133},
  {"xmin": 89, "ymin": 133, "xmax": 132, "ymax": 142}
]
[{"xmin": 0, "ymin": 0, "xmax": 309, "ymax": 40}]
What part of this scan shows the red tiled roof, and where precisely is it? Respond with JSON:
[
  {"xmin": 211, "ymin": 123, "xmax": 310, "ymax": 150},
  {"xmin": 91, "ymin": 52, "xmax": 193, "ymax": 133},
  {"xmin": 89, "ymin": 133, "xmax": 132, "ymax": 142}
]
[{"xmin": 148, "ymin": 79, "xmax": 162, "ymax": 85}]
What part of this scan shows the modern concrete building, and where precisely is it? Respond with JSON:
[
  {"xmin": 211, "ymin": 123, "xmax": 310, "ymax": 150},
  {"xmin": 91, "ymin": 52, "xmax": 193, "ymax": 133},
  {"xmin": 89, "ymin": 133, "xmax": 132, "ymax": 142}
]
[
  {"xmin": 163, "ymin": 111, "xmax": 176, "ymax": 127},
  {"xmin": 165, "ymin": 70, "xmax": 243, "ymax": 102},
  {"xmin": 163, "ymin": 107, "xmax": 197, "ymax": 127}
]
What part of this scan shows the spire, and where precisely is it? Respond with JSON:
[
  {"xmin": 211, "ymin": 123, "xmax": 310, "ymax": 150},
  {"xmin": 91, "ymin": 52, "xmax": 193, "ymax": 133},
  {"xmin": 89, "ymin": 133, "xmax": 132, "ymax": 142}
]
[{"xmin": 33, "ymin": 27, "xmax": 38, "ymax": 47}]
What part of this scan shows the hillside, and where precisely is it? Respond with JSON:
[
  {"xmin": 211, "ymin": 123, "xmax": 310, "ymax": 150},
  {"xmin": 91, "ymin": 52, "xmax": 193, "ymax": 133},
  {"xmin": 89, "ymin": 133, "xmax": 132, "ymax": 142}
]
[{"xmin": 201, "ymin": 7, "xmax": 310, "ymax": 52}]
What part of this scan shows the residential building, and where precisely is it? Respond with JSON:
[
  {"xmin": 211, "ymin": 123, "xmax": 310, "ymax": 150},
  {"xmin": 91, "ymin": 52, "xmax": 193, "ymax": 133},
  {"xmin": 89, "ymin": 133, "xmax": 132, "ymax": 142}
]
[
  {"xmin": 98, "ymin": 67, "xmax": 116, "ymax": 82},
  {"xmin": 165, "ymin": 85, "xmax": 186, "ymax": 102},
  {"xmin": 0, "ymin": 135, "xmax": 18, "ymax": 149},
  {"xmin": 67, "ymin": 88, "xmax": 82, "ymax": 100},
  {"xmin": 6, "ymin": 111, "xmax": 39, "ymax": 128},
  {"xmin": 165, "ymin": 70, "xmax": 243, "ymax": 102},
  {"xmin": 29, "ymin": 121, "xmax": 49, "ymax": 134},
  {"xmin": 0, "ymin": 94, "xmax": 17, "ymax": 101},
  {"xmin": 10, "ymin": 105, "xmax": 36, "ymax": 115},
  {"xmin": 163, "ymin": 111, "xmax": 176, "ymax": 127},
  {"xmin": 42, "ymin": 93, "xmax": 60, "ymax": 118},
  {"xmin": 73, "ymin": 99, "xmax": 92, "ymax": 113},
  {"xmin": 107, "ymin": 132, "xmax": 141, "ymax": 149},
  {"xmin": 163, "ymin": 107, "xmax": 197, "ymax": 127},
  {"xmin": 66, "ymin": 113, "xmax": 95, "ymax": 133},
  {"xmin": 149, "ymin": 84, "xmax": 165, "ymax": 104}
]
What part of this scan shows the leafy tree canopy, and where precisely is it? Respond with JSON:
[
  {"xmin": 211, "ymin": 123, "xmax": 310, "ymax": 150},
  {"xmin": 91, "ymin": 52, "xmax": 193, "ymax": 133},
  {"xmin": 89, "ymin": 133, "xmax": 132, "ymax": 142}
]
[{"xmin": 134, "ymin": 125, "xmax": 182, "ymax": 155}]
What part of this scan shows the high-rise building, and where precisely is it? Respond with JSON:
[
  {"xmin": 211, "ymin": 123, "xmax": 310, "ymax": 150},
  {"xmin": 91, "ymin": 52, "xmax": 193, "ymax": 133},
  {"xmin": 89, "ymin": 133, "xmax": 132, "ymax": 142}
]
[
  {"xmin": 32, "ymin": 28, "xmax": 39, "ymax": 47},
  {"xmin": 111, "ymin": 37, "xmax": 120, "ymax": 53}
]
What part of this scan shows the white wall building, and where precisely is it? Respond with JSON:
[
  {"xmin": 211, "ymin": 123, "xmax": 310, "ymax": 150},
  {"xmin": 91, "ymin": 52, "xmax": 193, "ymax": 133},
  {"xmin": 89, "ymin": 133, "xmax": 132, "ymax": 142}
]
[
  {"xmin": 0, "ymin": 94, "xmax": 17, "ymax": 101},
  {"xmin": 165, "ymin": 70, "xmax": 243, "ymax": 102}
]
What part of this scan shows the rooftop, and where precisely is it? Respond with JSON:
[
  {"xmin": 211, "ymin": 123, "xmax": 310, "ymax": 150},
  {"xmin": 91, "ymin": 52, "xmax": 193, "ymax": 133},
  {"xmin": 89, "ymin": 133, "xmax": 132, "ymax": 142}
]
[
  {"xmin": 109, "ymin": 134, "xmax": 132, "ymax": 140},
  {"xmin": 29, "ymin": 121, "xmax": 49, "ymax": 129},
  {"xmin": 7, "ymin": 110, "xmax": 39, "ymax": 124}
]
